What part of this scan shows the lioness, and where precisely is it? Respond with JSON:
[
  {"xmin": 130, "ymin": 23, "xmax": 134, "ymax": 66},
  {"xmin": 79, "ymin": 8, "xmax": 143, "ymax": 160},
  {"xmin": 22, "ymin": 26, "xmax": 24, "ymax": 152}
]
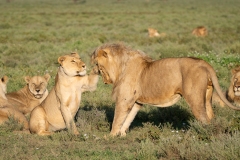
[
  {"xmin": 192, "ymin": 26, "xmax": 208, "ymax": 37},
  {"xmin": 148, "ymin": 27, "xmax": 166, "ymax": 38},
  {"xmin": 29, "ymin": 53, "xmax": 99, "ymax": 136},
  {"xmin": 0, "ymin": 76, "xmax": 29, "ymax": 130},
  {"xmin": 6, "ymin": 73, "xmax": 50, "ymax": 116},
  {"xmin": 91, "ymin": 43, "xmax": 240, "ymax": 136},
  {"xmin": 213, "ymin": 66, "xmax": 240, "ymax": 107}
]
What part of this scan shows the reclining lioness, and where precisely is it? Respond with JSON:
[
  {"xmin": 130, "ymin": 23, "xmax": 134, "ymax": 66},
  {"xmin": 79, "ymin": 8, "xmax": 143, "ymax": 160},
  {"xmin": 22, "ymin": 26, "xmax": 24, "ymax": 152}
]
[
  {"xmin": 29, "ymin": 52, "xmax": 99, "ymax": 136},
  {"xmin": 6, "ymin": 74, "xmax": 50, "ymax": 116},
  {"xmin": 0, "ymin": 76, "xmax": 29, "ymax": 130}
]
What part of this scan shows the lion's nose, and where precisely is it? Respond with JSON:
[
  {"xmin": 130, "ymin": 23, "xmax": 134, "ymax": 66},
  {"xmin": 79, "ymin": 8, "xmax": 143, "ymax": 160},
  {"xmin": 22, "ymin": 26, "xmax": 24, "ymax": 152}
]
[{"xmin": 36, "ymin": 89, "xmax": 40, "ymax": 93}]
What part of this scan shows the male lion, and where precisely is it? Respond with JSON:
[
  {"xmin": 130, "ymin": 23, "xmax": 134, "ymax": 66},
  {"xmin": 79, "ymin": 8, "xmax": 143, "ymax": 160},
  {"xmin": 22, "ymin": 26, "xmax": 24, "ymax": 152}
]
[
  {"xmin": 148, "ymin": 27, "xmax": 166, "ymax": 38},
  {"xmin": 0, "ymin": 76, "xmax": 29, "ymax": 130},
  {"xmin": 192, "ymin": 26, "xmax": 208, "ymax": 37},
  {"xmin": 91, "ymin": 43, "xmax": 240, "ymax": 136},
  {"xmin": 213, "ymin": 66, "xmax": 240, "ymax": 107},
  {"xmin": 29, "ymin": 53, "xmax": 99, "ymax": 136},
  {"xmin": 6, "ymin": 73, "xmax": 50, "ymax": 116}
]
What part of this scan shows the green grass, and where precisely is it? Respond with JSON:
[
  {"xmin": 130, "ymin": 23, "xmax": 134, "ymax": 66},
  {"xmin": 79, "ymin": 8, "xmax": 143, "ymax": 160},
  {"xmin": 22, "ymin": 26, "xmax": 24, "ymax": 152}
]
[{"xmin": 1, "ymin": 0, "xmax": 240, "ymax": 159}]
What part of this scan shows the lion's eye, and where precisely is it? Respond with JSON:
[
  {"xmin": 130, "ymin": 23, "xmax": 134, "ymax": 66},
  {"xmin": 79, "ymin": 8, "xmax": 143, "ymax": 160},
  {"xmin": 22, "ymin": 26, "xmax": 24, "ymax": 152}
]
[{"xmin": 71, "ymin": 60, "xmax": 76, "ymax": 63}]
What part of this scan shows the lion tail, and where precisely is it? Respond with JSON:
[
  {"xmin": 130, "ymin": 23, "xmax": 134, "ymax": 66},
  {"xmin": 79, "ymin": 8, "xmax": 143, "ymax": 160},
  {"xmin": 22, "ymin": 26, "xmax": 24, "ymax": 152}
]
[{"xmin": 209, "ymin": 67, "xmax": 240, "ymax": 110}]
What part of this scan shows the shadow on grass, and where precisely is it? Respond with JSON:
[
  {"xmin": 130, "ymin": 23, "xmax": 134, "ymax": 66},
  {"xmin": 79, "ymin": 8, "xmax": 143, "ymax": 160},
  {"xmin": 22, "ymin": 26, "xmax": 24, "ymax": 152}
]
[{"xmin": 79, "ymin": 104, "xmax": 193, "ymax": 132}]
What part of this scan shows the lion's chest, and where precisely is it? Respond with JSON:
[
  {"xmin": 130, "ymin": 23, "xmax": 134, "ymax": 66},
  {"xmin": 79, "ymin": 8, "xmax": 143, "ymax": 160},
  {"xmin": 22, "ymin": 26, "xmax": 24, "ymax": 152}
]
[{"xmin": 64, "ymin": 88, "xmax": 82, "ymax": 113}]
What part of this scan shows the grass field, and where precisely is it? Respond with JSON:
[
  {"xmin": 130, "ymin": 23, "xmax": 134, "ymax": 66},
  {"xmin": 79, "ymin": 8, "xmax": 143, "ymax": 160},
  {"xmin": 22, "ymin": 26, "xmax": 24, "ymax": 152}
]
[{"xmin": 0, "ymin": 0, "xmax": 240, "ymax": 159}]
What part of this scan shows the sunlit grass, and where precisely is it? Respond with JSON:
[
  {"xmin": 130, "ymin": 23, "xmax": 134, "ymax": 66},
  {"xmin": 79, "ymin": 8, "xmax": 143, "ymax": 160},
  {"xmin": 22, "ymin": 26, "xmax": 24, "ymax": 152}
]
[{"xmin": 0, "ymin": 0, "xmax": 240, "ymax": 159}]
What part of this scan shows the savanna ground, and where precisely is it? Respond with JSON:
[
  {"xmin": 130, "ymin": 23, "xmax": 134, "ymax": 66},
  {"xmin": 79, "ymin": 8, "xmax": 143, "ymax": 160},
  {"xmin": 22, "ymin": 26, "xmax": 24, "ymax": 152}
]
[{"xmin": 0, "ymin": 0, "xmax": 240, "ymax": 159}]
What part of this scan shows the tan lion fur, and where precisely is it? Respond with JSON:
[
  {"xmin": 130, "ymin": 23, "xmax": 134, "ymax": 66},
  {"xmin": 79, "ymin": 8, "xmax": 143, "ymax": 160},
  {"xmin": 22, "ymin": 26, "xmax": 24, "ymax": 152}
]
[
  {"xmin": 148, "ymin": 27, "xmax": 166, "ymax": 38},
  {"xmin": 192, "ymin": 26, "xmax": 208, "ymax": 37},
  {"xmin": 0, "ymin": 76, "xmax": 29, "ymax": 130},
  {"xmin": 213, "ymin": 66, "xmax": 240, "ymax": 107},
  {"xmin": 6, "ymin": 74, "xmax": 50, "ymax": 116},
  {"xmin": 91, "ymin": 43, "xmax": 240, "ymax": 136},
  {"xmin": 29, "ymin": 52, "xmax": 99, "ymax": 136}
]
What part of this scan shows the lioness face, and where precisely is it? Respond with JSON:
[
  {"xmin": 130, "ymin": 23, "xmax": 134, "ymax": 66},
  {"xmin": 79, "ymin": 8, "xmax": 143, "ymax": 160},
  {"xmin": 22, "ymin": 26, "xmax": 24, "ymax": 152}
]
[
  {"xmin": 199, "ymin": 28, "xmax": 207, "ymax": 36},
  {"xmin": 58, "ymin": 53, "xmax": 87, "ymax": 77},
  {"xmin": 25, "ymin": 74, "xmax": 50, "ymax": 99},
  {"xmin": 192, "ymin": 26, "xmax": 208, "ymax": 37},
  {"xmin": 148, "ymin": 28, "xmax": 160, "ymax": 37},
  {"xmin": 233, "ymin": 71, "xmax": 240, "ymax": 96},
  {"xmin": 0, "ymin": 76, "xmax": 8, "ymax": 95}
]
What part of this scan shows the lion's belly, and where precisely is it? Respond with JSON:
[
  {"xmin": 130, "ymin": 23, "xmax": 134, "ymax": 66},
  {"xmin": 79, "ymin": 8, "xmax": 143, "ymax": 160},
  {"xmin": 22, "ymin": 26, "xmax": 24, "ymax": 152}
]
[{"xmin": 137, "ymin": 94, "xmax": 181, "ymax": 107}]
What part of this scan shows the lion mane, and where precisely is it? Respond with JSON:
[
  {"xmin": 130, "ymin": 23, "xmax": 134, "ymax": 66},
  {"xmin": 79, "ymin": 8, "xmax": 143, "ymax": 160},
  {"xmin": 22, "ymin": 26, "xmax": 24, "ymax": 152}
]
[
  {"xmin": 213, "ymin": 66, "xmax": 240, "ymax": 107},
  {"xmin": 227, "ymin": 66, "xmax": 240, "ymax": 105},
  {"xmin": 92, "ymin": 43, "xmax": 240, "ymax": 136}
]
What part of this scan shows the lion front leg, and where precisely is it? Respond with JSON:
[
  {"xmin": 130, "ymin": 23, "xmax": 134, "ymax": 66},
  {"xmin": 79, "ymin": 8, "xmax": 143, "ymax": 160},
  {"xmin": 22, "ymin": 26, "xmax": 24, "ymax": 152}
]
[
  {"xmin": 60, "ymin": 104, "xmax": 79, "ymax": 135},
  {"xmin": 82, "ymin": 68, "xmax": 99, "ymax": 92},
  {"xmin": 119, "ymin": 103, "xmax": 142, "ymax": 136},
  {"xmin": 110, "ymin": 101, "xmax": 136, "ymax": 136}
]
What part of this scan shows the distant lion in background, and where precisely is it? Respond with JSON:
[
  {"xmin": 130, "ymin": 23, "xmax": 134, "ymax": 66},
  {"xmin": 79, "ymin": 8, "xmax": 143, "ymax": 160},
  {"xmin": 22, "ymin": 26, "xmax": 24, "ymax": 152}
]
[
  {"xmin": 192, "ymin": 26, "xmax": 208, "ymax": 37},
  {"xmin": 0, "ymin": 76, "xmax": 29, "ymax": 130},
  {"xmin": 6, "ymin": 73, "xmax": 50, "ymax": 116},
  {"xmin": 148, "ymin": 27, "xmax": 166, "ymax": 38},
  {"xmin": 29, "ymin": 53, "xmax": 99, "ymax": 136}
]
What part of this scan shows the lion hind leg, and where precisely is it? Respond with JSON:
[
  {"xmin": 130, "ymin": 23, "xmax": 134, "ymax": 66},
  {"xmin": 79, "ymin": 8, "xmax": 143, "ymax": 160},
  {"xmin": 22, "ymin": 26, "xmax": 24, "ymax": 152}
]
[
  {"xmin": 29, "ymin": 107, "xmax": 51, "ymax": 135},
  {"xmin": 183, "ymin": 74, "xmax": 211, "ymax": 123},
  {"xmin": 206, "ymin": 85, "xmax": 214, "ymax": 120},
  {"xmin": 120, "ymin": 103, "xmax": 142, "ymax": 136},
  {"xmin": 187, "ymin": 99, "xmax": 210, "ymax": 124},
  {"xmin": 184, "ymin": 88, "xmax": 210, "ymax": 123},
  {"xmin": 0, "ymin": 107, "xmax": 29, "ymax": 130},
  {"xmin": 0, "ymin": 112, "xmax": 9, "ymax": 124}
]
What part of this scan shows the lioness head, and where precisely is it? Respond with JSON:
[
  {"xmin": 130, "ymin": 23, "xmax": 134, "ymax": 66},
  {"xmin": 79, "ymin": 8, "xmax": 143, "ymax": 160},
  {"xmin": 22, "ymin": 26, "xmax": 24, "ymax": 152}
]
[
  {"xmin": 148, "ymin": 27, "xmax": 160, "ymax": 37},
  {"xmin": 231, "ymin": 66, "xmax": 240, "ymax": 96},
  {"xmin": 0, "ymin": 76, "xmax": 8, "ymax": 100},
  {"xmin": 58, "ymin": 52, "xmax": 87, "ymax": 77},
  {"xmin": 25, "ymin": 74, "xmax": 50, "ymax": 99},
  {"xmin": 148, "ymin": 27, "xmax": 166, "ymax": 38},
  {"xmin": 192, "ymin": 26, "xmax": 208, "ymax": 37}
]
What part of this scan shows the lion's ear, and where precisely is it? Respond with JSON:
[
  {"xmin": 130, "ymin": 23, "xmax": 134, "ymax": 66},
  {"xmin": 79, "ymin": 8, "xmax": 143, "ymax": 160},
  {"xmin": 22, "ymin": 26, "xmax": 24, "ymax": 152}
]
[
  {"xmin": 24, "ymin": 76, "xmax": 31, "ymax": 84},
  {"xmin": 58, "ymin": 56, "xmax": 66, "ymax": 65},
  {"xmin": 71, "ymin": 52, "xmax": 80, "ymax": 58},
  {"xmin": 231, "ymin": 67, "xmax": 240, "ymax": 75},
  {"xmin": 98, "ymin": 49, "xmax": 109, "ymax": 58},
  {"xmin": 44, "ymin": 73, "xmax": 51, "ymax": 82},
  {"xmin": 1, "ymin": 76, "xmax": 8, "ymax": 84},
  {"xmin": 232, "ymin": 69, "xmax": 236, "ymax": 75}
]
